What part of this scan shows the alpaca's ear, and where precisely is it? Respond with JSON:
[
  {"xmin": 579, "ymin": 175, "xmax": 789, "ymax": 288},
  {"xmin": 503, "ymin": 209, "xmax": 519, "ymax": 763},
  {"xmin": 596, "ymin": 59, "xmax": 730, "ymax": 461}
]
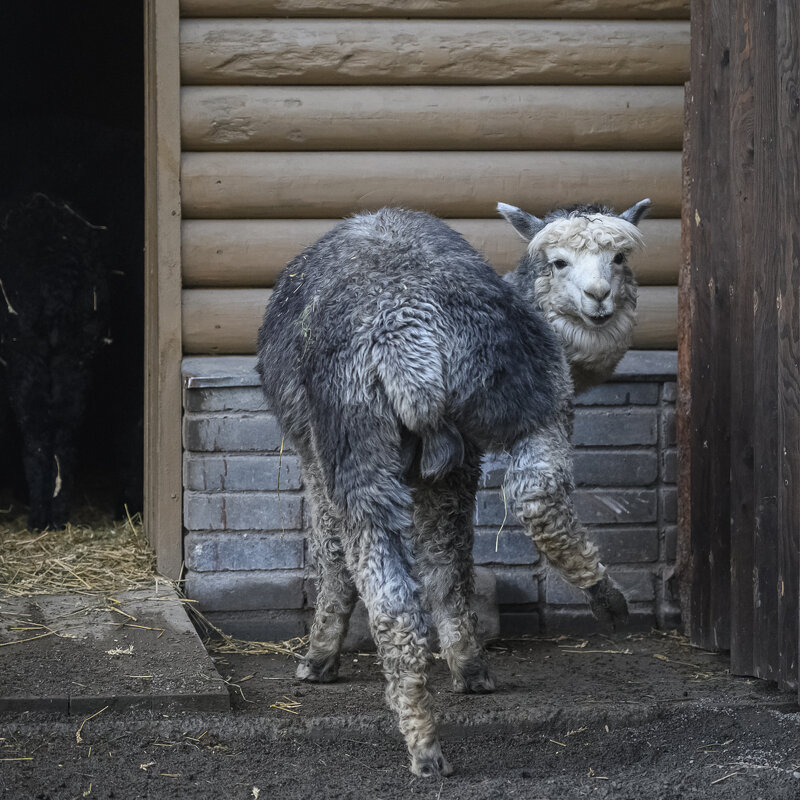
[
  {"xmin": 496, "ymin": 202, "xmax": 546, "ymax": 241},
  {"xmin": 619, "ymin": 198, "xmax": 651, "ymax": 226}
]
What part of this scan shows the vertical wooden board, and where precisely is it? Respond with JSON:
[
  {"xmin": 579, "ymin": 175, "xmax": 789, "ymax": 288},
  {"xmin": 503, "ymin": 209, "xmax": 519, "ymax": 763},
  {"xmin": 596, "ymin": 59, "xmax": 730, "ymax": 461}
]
[
  {"xmin": 728, "ymin": 0, "xmax": 756, "ymax": 677},
  {"xmin": 776, "ymin": 0, "xmax": 800, "ymax": 693},
  {"xmin": 145, "ymin": 0, "xmax": 184, "ymax": 579},
  {"xmin": 750, "ymin": 0, "xmax": 780, "ymax": 682},
  {"xmin": 687, "ymin": 0, "xmax": 733, "ymax": 651},
  {"xmin": 677, "ymin": 80, "xmax": 693, "ymax": 631}
]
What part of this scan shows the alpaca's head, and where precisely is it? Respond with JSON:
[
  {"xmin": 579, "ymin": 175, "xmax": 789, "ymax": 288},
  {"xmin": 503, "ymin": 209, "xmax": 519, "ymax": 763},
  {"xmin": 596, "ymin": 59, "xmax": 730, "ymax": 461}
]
[{"xmin": 497, "ymin": 199, "xmax": 650, "ymax": 389}]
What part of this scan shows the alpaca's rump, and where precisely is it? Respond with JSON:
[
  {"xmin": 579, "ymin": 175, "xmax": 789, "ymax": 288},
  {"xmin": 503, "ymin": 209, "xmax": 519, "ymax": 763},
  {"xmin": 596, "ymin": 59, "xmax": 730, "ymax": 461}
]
[{"xmin": 258, "ymin": 208, "xmax": 566, "ymax": 499}]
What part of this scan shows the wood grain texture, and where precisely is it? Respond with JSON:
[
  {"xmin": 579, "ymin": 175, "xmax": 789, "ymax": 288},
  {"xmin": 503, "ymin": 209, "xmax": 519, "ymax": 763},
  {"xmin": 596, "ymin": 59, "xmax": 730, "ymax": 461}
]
[
  {"xmin": 750, "ymin": 0, "xmax": 780, "ymax": 684},
  {"xmin": 181, "ymin": 86, "xmax": 685, "ymax": 152},
  {"xmin": 775, "ymin": 0, "xmax": 799, "ymax": 694},
  {"xmin": 145, "ymin": 0, "xmax": 183, "ymax": 579},
  {"xmin": 728, "ymin": 0, "xmax": 756, "ymax": 679},
  {"xmin": 179, "ymin": 20, "xmax": 690, "ymax": 86},
  {"xmin": 180, "ymin": 0, "xmax": 690, "ymax": 19},
  {"xmin": 181, "ymin": 218, "xmax": 679, "ymax": 288},
  {"xmin": 180, "ymin": 152, "xmax": 682, "ymax": 220},
  {"xmin": 686, "ymin": 0, "xmax": 732, "ymax": 652},
  {"xmin": 182, "ymin": 286, "xmax": 677, "ymax": 355}
]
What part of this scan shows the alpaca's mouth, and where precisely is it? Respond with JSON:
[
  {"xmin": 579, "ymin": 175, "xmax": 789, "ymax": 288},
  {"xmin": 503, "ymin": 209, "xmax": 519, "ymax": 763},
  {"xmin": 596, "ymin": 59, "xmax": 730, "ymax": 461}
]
[{"xmin": 585, "ymin": 312, "xmax": 614, "ymax": 326}]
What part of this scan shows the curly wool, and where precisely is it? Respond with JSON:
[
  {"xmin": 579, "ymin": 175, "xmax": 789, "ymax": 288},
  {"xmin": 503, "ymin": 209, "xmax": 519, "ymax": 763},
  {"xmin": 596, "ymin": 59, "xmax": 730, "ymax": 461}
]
[{"xmin": 528, "ymin": 213, "xmax": 644, "ymax": 257}]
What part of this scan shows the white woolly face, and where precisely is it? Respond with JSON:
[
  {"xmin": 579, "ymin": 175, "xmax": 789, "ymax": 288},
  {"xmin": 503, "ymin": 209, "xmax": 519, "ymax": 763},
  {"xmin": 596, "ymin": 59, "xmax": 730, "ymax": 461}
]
[{"xmin": 529, "ymin": 214, "xmax": 642, "ymax": 330}]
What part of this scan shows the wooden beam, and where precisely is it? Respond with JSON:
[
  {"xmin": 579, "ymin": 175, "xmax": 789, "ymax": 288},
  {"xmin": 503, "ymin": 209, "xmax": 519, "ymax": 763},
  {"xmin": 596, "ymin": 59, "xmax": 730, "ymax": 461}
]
[
  {"xmin": 145, "ymin": 0, "xmax": 183, "ymax": 579},
  {"xmin": 181, "ymin": 86, "xmax": 685, "ymax": 152},
  {"xmin": 775, "ymin": 0, "xmax": 800, "ymax": 696},
  {"xmin": 181, "ymin": 286, "xmax": 677, "ymax": 355},
  {"xmin": 181, "ymin": 218, "xmax": 680, "ymax": 288},
  {"xmin": 181, "ymin": 151, "xmax": 682, "ymax": 220},
  {"xmin": 180, "ymin": 0, "xmax": 690, "ymax": 20},
  {"xmin": 180, "ymin": 20, "xmax": 690, "ymax": 86}
]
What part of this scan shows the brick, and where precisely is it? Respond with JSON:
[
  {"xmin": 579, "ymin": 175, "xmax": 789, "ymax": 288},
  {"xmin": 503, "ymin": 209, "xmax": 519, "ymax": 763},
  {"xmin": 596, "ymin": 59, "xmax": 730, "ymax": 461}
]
[
  {"xmin": 542, "ymin": 606, "xmax": 655, "ymax": 634},
  {"xmin": 575, "ymin": 383, "xmax": 659, "ymax": 406},
  {"xmin": 474, "ymin": 489, "xmax": 515, "ymax": 527},
  {"xmin": 185, "ymin": 570, "xmax": 304, "ymax": 612},
  {"xmin": 494, "ymin": 567, "xmax": 539, "ymax": 604},
  {"xmin": 662, "ymin": 382, "xmax": 677, "ymax": 403},
  {"xmin": 499, "ymin": 611, "xmax": 541, "ymax": 637},
  {"xmin": 545, "ymin": 571, "xmax": 586, "ymax": 605},
  {"xmin": 184, "ymin": 492, "xmax": 303, "ymax": 531},
  {"xmin": 661, "ymin": 449, "xmax": 678, "ymax": 484},
  {"xmin": 608, "ymin": 570, "xmax": 655, "ymax": 602},
  {"xmin": 661, "ymin": 487, "xmax": 677, "ymax": 523},
  {"xmin": 184, "ymin": 387, "xmax": 268, "ymax": 413},
  {"xmin": 183, "ymin": 454, "xmax": 302, "ymax": 492},
  {"xmin": 664, "ymin": 525, "xmax": 678, "ymax": 562},
  {"xmin": 205, "ymin": 610, "xmax": 308, "ymax": 642},
  {"xmin": 473, "ymin": 528, "xmax": 538, "ymax": 565},
  {"xmin": 185, "ymin": 532, "xmax": 304, "ymax": 572},
  {"xmin": 572, "ymin": 408, "xmax": 658, "ymax": 446},
  {"xmin": 573, "ymin": 488, "xmax": 658, "ymax": 524},
  {"xmin": 661, "ymin": 408, "xmax": 677, "ymax": 447},
  {"xmin": 590, "ymin": 528, "xmax": 659, "ymax": 563},
  {"xmin": 183, "ymin": 413, "xmax": 285, "ymax": 453},
  {"xmin": 480, "ymin": 452, "xmax": 511, "ymax": 489},
  {"xmin": 573, "ymin": 450, "xmax": 658, "ymax": 487}
]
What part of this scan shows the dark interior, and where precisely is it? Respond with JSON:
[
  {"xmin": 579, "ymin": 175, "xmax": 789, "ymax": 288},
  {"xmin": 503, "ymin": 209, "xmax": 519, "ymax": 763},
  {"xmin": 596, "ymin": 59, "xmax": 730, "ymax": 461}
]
[{"xmin": 0, "ymin": 1, "xmax": 145, "ymax": 520}]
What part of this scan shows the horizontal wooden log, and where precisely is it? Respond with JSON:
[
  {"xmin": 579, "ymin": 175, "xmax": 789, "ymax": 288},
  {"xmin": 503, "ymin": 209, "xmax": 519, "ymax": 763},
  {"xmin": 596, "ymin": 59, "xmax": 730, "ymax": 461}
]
[
  {"xmin": 180, "ymin": 0, "xmax": 690, "ymax": 20},
  {"xmin": 181, "ymin": 152, "xmax": 682, "ymax": 220},
  {"xmin": 182, "ymin": 218, "xmax": 680, "ymax": 287},
  {"xmin": 181, "ymin": 86, "xmax": 684, "ymax": 152},
  {"xmin": 180, "ymin": 20, "xmax": 689, "ymax": 86},
  {"xmin": 182, "ymin": 286, "xmax": 678, "ymax": 354}
]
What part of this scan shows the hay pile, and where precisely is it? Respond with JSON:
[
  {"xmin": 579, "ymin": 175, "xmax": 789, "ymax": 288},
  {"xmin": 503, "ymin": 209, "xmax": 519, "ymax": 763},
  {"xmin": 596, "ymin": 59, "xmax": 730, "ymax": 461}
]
[
  {"xmin": 0, "ymin": 508, "xmax": 156, "ymax": 597},
  {"xmin": 0, "ymin": 506, "xmax": 307, "ymax": 657}
]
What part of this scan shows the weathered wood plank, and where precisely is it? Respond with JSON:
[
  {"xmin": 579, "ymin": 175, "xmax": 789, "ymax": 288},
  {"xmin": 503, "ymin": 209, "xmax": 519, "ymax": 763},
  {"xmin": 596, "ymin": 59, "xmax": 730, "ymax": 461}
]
[
  {"xmin": 181, "ymin": 86, "xmax": 685, "ymax": 152},
  {"xmin": 181, "ymin": 152, "xmax": 682, "ymax": 220},
  {"xmin": 181, "ymin": 218, "xmax": 680, "ymax": 288},
  {"xmin": 686, "ymin": 0, "xmax": 732, "ymax": 652},
  {"xmin": 751, "ymin": 0, "xmax": 780, "ymax": 684},
  {"xmin": 728, "ymin": 0, "xmax": 756, "ymax": 678},
  {"xmin": 145, "ymin": 0, "xmax": 183, "ymax": 579},
  {"xmin": 180, "ymin": 0, "xmax": 690, "ymax": 20},
  {"xmin": 180, "ymin": 20, "xmax": 690, "ymax": 86},
  {"xmin": 775, "ymin": 0, "xmax": 800, "ymax": 694},
  {"xmin": 182, "ymin": 286, "xmax": 678, "ymax": 355}
]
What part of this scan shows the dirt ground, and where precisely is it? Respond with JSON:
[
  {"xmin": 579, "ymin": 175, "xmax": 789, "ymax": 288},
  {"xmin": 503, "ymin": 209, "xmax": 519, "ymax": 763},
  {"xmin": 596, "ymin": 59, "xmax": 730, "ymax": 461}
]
[{"xmin": 2, "ymin": 633, "xmax": 799, "ymax": 800}]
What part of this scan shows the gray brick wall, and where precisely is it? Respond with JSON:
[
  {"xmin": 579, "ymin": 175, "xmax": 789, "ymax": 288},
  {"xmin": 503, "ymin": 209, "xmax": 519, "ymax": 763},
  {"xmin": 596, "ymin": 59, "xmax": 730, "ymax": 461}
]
[{"xmin": 182, "ymin": 352, "xmax": 679, "ymax": 641}]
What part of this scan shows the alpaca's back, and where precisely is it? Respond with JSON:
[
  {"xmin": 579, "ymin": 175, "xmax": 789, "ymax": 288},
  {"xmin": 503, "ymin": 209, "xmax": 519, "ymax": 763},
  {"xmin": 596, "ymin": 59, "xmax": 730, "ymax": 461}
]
[{"xmin": 257, "ymin": 208, "xmax": 566, "ymax": 505}]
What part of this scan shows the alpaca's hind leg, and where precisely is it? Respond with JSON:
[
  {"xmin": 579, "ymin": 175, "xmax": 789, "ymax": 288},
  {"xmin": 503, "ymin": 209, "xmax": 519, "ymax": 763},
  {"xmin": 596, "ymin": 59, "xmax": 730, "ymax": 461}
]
[
  {"xmin": 346, "ymin": 525, "xmax": 451, "ymax": 778},
  {"xmin": 412, "ymin": 450, "xmax": 495, "ymax": 694},
  {"xmin": 296, "ymin": 462, "xmax": 357, "ymax": 683}
]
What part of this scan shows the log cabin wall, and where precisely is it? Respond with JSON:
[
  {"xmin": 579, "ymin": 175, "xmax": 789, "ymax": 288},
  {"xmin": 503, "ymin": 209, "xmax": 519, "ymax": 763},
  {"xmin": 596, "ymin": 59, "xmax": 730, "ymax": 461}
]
[{"xmin": 177, "ymin": 0, "xmax": 689, "ymax": 355}]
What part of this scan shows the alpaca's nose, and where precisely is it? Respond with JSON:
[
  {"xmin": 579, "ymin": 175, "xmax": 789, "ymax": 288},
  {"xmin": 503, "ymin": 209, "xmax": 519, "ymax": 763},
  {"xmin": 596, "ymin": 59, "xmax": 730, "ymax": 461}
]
[{"xmin": 584, "ymin": 283, "xmax": 611, "ymax": 303}]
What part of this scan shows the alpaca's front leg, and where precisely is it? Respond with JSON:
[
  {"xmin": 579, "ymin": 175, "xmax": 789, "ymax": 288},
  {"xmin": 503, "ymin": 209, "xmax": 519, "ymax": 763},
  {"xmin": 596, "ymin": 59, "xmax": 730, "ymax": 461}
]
[
  {"xmin": 297, "ymin": 462, "xmax": 357, "ymax": 683},
  {"xmin": 503, "ymin": 418, "xmax": 629, "ymax": 628},
  {"xmin": 412, "ymin": 454, "xmax": 495, "ymax": 694}
]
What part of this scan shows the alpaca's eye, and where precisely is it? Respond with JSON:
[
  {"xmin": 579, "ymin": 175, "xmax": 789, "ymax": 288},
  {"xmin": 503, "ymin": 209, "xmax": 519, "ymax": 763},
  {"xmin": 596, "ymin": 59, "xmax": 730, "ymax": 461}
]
[
  {"xmin": 613, "ymin": 252, "xmax": 625, "ymax": 264},
  {"xmin": 553, "ymin": 259, "xmax": 568, "ymax": 269}
]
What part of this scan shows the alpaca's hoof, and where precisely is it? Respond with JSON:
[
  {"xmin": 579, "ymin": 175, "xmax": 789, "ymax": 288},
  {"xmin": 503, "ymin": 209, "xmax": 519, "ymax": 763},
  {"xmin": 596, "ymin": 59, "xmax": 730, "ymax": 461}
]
[
  {"xmin": 586, "ymin": 576, "xmax": 629, "ymax": 630},
  {"xmin": 295, "ymin": 655, "xmax": 340, "ymax": 683},
  {"xmin": 452, "ymin": 661, "xmax": 496, "ymax": 694},
  {"xmin": 411, "ymin": 745, "xmax": 453, "ymax": 778}
]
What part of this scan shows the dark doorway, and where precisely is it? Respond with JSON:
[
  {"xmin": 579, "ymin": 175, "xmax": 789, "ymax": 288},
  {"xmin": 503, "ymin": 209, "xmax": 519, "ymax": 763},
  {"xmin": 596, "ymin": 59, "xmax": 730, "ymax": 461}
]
[{"xmin": 0, "ymin": 1, "xmax": 145, "ymax": 523}]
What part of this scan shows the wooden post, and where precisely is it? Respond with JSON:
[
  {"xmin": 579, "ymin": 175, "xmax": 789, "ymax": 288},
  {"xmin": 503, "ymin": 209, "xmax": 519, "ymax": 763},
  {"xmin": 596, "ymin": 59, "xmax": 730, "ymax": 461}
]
[{"xmin": 145, "ymin": 0, "xmax": 183, "ymax": 579}]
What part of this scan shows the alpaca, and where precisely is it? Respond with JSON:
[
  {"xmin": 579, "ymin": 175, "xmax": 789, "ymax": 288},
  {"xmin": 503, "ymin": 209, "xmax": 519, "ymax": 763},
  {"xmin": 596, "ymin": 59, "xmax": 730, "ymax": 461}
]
[
  {"xmin": 0, "ymin": 193, "xmax": 109, "ymax": 529},
  {"xmin": 257, "ymin": 204, "xmax": 645, "ymax": 777},
  {"xmin": 498, "ymin": 199, "xmax": 650, "ymax": 393}
]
